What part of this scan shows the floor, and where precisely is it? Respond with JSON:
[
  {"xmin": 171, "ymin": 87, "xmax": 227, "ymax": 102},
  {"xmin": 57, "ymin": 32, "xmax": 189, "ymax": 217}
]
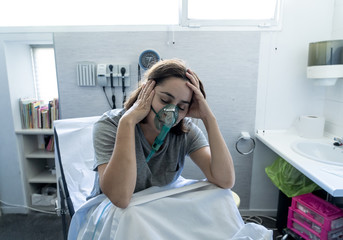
[
  {"xmin": 242, "ymin": 215, "xmax": 287, "ymax": 240},
  {"xmin": 0, "ymin": 212, "xmax": 66, "ymax": 240},
  {"xmin": 0, "ymin": 212, "xmax": 289, "ymax": 240}
]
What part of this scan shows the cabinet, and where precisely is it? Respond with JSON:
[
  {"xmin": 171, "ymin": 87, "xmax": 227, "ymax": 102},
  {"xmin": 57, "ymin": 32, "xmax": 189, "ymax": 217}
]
[{"xmin": 15, "ymin": 129, "xmax": 57, "ymax": 212}]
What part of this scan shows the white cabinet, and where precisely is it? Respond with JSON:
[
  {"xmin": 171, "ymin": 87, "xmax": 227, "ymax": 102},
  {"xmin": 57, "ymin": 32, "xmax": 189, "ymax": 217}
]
[{"xmin": 15, "ymin": 129, "xmax": 57, "ymax": 212}]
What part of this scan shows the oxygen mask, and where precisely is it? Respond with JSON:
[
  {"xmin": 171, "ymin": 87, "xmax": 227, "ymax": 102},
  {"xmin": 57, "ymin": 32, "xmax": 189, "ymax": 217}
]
[
  {"xmin": 146, "ymin": 104, "xmax": 179, "ymax": 163},
  {"xmin": 153, "ymin": 104, "xmax": 179, "ymax": 130}
]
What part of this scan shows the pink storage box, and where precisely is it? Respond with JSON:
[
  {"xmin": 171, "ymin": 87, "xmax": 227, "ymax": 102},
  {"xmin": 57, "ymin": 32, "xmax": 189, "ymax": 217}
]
[
  {"xmin": 288, "ymin": 208, "xmax": 343, "ymax": 240},
  {"xmin": 287, "ymin": 193, "xmax": 343, "ymax": 240}
]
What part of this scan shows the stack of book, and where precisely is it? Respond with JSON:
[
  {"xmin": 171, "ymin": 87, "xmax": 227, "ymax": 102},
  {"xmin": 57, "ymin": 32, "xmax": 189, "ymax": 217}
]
[{"xmin": 19, "ymin": 98, "xmax": 59, "ymax": 129}]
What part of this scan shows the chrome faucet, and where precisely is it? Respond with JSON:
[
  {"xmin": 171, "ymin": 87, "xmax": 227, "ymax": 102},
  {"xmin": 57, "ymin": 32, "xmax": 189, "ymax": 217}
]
[{"xmin": 333, "ymin": 137, "xmax": 343, "ymax": 146}]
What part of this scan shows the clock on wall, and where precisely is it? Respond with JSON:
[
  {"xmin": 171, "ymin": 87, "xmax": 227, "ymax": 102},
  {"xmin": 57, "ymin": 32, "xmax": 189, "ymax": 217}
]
[{"xmin": 138, "ymin": 49, "xmax": 160, "ymax": 70}]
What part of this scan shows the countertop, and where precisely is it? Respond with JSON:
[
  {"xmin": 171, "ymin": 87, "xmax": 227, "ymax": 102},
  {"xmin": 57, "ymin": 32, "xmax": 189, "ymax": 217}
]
[{"xmin": 256, "ymin": 129, "xmax": 343, "ymax": 197}]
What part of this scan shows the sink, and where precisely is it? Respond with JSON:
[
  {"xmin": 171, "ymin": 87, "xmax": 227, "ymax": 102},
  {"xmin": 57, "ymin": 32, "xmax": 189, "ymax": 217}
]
[{"xmin": 291, "ymin": 141, "xmax": 343, "ymax": 165}]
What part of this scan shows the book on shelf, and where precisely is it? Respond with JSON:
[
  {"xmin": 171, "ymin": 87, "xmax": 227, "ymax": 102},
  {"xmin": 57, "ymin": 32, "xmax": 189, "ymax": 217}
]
[
  {"xmin": 45, "ymin": 136, "xmax": 54, "ymax": 152},
  {"xmin": 37, "ymin": 135, "xmax": 55, "ymax": 152},
  {"xmin": 19, "ymin": 97, "xmax": 59, "ymax": 129}
]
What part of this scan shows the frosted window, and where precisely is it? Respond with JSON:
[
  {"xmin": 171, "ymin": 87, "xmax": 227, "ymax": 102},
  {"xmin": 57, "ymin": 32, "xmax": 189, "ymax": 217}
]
[
  {"xmin": 0, "ymin": 0, "xmax": 178, "ymax": 27},
  {"xmin": 188, "ymin": 0, "xmax": 277, "ymax": 20},
  {"xmin": 31, "ymin": 47, "xmax": 58, "ymax": 104}
]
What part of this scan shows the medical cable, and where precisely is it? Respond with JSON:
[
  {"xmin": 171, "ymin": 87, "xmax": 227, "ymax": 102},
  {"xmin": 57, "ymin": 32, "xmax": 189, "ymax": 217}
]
[
  {"xmin": 0, "ymin": 199, "xmax": 56, "ymax": 215},
  {"xmin": 91, "ymin": 201, "xmax": 112, "ymax": 240},
  {"xmin": 146, "ymin": 124, "xmax": 171, "ymax": 163},
  {"xmin": 103, "ymin": 87, "xmax": 113, "ymax": 109},
  {"xmin": 242, "ymin": 215, "xmax": 277, "ymax": 231},
  {"xmin": 109, "ymin": 64, "xmax": 116, "ymax": 109},
  {"xmin": 121, "ymin": 67, "xmax": 126, "ymax": 107},
  {"xmin": 138, "ymin": 64, "xmax": 141, "ymax": 87}
]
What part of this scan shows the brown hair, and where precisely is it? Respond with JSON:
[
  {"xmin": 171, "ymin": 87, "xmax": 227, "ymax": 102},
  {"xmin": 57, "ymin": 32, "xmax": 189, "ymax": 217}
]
[{"xmin": 124, "ymin": 59, "xmax": 206, "ymax": 135}]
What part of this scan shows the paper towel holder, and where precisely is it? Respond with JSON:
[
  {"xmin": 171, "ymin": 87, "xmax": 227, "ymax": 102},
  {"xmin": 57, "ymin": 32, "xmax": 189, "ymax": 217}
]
[{"xmin": 307, "ymin": 39, "xmax": 343, "ymax": 86}]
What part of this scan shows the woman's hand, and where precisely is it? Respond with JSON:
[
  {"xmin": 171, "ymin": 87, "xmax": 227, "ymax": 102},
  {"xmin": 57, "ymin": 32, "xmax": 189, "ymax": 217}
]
[
  {"xmin": 186, "ymin": 69, "xmax": 235, "ymax": 189},
  {"xmin": 123, "ymin": 80, "xmax": 155, "ymax": 124},
  {"xmin": 185, "ymin": 69, "xmax": 212, "ymax": 121},
  {"xmin": 100, "ymin": 80, "xmax": 155, "ymax": 208}
]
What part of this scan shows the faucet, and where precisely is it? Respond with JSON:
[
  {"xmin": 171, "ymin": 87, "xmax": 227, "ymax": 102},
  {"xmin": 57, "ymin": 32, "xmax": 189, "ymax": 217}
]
[{"xmin": 333, "ymin": 137, "xmax": 343, "ymax": 146}]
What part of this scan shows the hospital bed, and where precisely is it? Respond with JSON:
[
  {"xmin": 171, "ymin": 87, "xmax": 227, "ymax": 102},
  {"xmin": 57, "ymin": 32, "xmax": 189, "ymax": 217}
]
[
  {"xmin": 54, "ymin": 116, "xmax": 100, "ymax": 239},
  {"xmin": 54, "ymin": 116, "xmax": 271, "ymax": 240}
]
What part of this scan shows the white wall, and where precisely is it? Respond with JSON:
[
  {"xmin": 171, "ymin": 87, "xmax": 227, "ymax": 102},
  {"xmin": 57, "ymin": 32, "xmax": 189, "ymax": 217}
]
[
  {"xmin": 53, "ymin": 31, "xmax": 260, "ymax": 209},
  {"xmin": 250, "ymin": 0, "xmax": 336, "ymax": 212},
  {"xmin": 0, "ymin": 34, "xmax": 53, "ymax": 213},
  {"xmin": 0, "ymin": 38, "xmax": 26, "ymax": 213},
  {"xmin": 0, "ymin": 0, "xmax": 341, "ymax": 214},
  {"xmin": 325, "ymin": 0, "xmax": 343, "ymax": 137}
]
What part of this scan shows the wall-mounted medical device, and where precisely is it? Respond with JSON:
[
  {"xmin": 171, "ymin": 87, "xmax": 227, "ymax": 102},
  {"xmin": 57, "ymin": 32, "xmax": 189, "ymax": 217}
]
[
  {"xmin": 307, "ymin": 40, "xmax": 343, "ymax": 86},
  {"xmin": 96, "ymin": 64, "xmax": 130, "ymax": 87},
  {"xmin": 139, "ymin": 50, "xmax": 160, "ymax": 71},
  {"xmin": 77, "ymin": 62, "xmax": 96, "ymax": 86}
]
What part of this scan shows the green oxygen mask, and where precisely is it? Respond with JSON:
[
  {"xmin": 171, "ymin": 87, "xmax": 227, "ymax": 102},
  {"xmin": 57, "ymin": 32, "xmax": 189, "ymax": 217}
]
[{"xmin": 146, "ymin": 104, "xmax": 179, "ymax": 163}]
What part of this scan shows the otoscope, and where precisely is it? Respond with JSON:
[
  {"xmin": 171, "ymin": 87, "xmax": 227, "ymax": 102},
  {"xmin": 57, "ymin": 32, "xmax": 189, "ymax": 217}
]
[
  {"xmin": 109, "ymin": 64, "xmax": 116, "ymax": 109},
  {"xmin": 121, "ymin": 67, "xmax": 126, "ymax": 107}
]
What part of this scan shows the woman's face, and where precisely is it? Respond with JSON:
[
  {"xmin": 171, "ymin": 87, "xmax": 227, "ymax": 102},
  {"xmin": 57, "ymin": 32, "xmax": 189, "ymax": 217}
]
[{"xmin": 147, "ymin": 77, "xmax": 193, "ymax": 132}]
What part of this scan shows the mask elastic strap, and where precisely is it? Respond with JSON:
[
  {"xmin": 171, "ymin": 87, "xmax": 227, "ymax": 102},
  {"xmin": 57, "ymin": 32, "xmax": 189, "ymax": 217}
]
[{"xmin": 151, "ymin": 106, "xmax": 160, "ymax": 119}]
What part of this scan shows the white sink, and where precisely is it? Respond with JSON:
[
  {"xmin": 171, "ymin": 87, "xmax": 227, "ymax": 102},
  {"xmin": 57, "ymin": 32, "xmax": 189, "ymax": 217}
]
[{"xmin": 291, "ymin": 141, "xmax": 343, "ymax": 165}]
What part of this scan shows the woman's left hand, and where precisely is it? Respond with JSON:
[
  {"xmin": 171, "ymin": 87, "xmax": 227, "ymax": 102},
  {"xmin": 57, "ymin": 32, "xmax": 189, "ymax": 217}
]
[{"xmin": 186, "ymin": 69, "xmax": 212, "ymax": 120}]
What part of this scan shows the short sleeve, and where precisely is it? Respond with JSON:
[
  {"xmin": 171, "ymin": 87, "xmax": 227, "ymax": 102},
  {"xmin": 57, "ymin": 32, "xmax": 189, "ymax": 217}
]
[
  {"xmin": 184, "ymin": 119, "xmax": 209, "ymax": 155},
  {"xmin": 92, "ymin": 112, "xmax": 120, "ymax": 170}
]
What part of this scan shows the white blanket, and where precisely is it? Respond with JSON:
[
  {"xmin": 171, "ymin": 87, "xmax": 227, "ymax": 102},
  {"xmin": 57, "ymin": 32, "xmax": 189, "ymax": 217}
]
[
  {"xmin": 68, "ymin": 178, "xmax": 272, "ymax": 240},
  {"xmin": 54, "ymin": 118, "xmax": 272, "ymax": 239}
]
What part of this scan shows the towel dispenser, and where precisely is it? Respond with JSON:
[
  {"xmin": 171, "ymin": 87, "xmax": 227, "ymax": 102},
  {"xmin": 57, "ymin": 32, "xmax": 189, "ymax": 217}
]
[{"xmin": 307, "ymin": 40, "xmax": 343, "ymax": 86}]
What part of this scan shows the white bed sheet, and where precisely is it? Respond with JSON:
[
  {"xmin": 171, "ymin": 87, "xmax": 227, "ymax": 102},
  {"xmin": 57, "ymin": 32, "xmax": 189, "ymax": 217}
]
[
  {"xmin": 68, "ymin": 178, "xmax": 272, "ymax": 240},
  {"xmin": 54, "ymin": 116, "xmax": 100, "ymax": 211},
  {"xmin": 54, "ymin": 117, "xmax": 273, "ymax": 240}
]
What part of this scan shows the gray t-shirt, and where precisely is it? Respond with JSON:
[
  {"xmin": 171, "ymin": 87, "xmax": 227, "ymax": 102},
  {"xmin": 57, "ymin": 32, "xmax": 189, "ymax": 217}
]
[{"xmin": 88, "ymin": 108, "xmax": 208, "ymax": 198}]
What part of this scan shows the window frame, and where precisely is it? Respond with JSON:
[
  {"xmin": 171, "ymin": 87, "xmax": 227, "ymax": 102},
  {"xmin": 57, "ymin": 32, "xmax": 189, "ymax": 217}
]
[
  {"xmin": 0, "ymin": 0, "xmax": 283, "ymax": 32},
  {"xmin": 179, "ymin": 0, "xmax": 283, "ymax": 29}
]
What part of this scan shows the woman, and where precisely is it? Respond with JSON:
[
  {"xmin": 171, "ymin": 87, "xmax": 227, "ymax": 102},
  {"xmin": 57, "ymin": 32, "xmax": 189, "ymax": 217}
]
[{"xmin": 91, "ymin": 58, "xmax": 235, "ymax": 208}]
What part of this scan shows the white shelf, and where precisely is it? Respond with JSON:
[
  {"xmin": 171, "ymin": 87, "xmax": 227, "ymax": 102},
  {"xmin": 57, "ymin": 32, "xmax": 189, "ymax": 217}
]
[
  {"xmin": 15, "ymin": 128, "xmax": 53, "ymax": 135},
  {"xmin": 29, "ymin": 170, "xmax": 56, "ymax": 184},
  {"xmin": 15, "ymin": 127, "xmax": 57, "ymax": 212},
  {"xmin": 26, "ymin": 150, "xmax": 54, "ymax": 159}
]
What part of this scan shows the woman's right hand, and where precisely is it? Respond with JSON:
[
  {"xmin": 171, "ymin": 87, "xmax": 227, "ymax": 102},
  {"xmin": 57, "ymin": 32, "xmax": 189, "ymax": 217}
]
[
  {"xmin": 123, "ymin": 80, "xmax": 155, "ymax": 124},
  {"xmin": 99, "ymin": 81, "xmax": 155, "ymax": 208}
]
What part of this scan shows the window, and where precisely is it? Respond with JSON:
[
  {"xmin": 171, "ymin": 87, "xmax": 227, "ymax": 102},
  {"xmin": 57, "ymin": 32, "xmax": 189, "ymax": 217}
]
[
  {"xmin": 0, "ymin": 0, "xmax": 179, "ymax": 27},
  {"xmin": 0, "ymin": 0, "xmax": 281, "ymax": 29},
  {"xmin": 180, "ymin": 0, "xmax": 282, "ymax": 28},
  {"xmin": 31, "ymin": 46, "xmax": 58, "ymax": 104}
]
